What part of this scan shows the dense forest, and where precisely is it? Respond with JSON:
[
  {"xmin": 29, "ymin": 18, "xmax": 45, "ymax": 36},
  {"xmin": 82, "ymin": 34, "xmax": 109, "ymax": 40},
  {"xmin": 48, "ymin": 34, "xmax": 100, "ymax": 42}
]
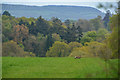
[{"xmin": 2, "ymin": 10, "xmax": 119, "ymax": 59}]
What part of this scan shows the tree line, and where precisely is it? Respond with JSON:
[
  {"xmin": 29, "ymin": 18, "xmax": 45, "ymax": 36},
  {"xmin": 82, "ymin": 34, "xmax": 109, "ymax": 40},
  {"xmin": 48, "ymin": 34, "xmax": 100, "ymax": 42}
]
[{"xmin": 2, "ymin": 10, "xmax": 119, "ymax": 59}]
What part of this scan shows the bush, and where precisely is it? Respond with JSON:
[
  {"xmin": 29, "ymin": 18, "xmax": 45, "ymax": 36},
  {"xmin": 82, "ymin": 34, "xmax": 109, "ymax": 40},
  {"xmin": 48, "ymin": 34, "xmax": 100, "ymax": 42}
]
[
  {"xmin": 68, "ymin": 42, "xmax": 82, "ymax": 52},
  {"xmin": 69, "ymin": 47, "xmax": 93, "ymax": 57},
  {"xmin": 2, "ymin": 41, "xmax": 35, "ymax": 57},
  {"xmin": 96, "ymin": 28, "xmax": 109, "ymax": 42},
  {"xmin": 46, "ymin": 41, "xmax": 70, "ymax": 57},
  {"xmin": 69, "ymin": 41, "xmax": 112, "ymax": 59},
  {"xmin": 80, "ymin": 31, "xmax": 97, "ymax": 44}
]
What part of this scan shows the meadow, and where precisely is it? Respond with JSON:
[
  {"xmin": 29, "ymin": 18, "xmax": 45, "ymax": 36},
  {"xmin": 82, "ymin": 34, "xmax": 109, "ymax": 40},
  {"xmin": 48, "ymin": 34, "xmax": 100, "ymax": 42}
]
[{"xmin": 2, "ymin": 57, "xmax": 118, "ymax": 78}]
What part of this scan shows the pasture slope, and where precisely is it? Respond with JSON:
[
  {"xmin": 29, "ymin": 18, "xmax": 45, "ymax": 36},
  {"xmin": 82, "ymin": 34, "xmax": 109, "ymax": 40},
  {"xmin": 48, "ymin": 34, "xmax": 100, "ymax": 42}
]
[{"xmin": 2, "ymin": 57, "xmax": 118, "ymax": 78}]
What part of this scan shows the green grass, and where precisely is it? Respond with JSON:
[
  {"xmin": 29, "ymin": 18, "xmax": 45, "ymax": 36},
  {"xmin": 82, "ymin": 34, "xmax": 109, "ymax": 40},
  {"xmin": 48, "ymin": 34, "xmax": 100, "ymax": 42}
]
[{"xmin": 2, "ymin": 57, "xmax": 118, "ymax": 78}]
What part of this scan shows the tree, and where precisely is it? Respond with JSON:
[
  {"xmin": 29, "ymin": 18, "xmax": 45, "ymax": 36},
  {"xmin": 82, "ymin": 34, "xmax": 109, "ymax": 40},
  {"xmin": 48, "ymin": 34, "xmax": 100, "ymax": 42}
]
[
  {"xmin": 103, "ymin": 10, "xmax": 112, "ymax": 30},
  {"xmin": 33, "ymin": 37, "xmax": 47, "ymax": 57},
  {"xmin": 76, "ymin": 19, "xmax": 91, "ymax": 32},
  {"xmin": 2, "ymin": 15, "xmax": 14, "ymax": 42},
  {"xmin": 2, "ymin": 11, "xmax": 11, "ymax": 16},
  {"xmin": 17, "ymin": 17, "xmax": 36, "ymax": 26},
  {"xmin": 51, "ymin": 17, "xmax": 62, "ymax": 25},
  {"xmin": 77, "ymin": 26, "xmax": 82, "ymax": 34},
  {"xmin": 46, "ymin": 41, "xmax": 70, "ymax": 57},
  {"xmin": 80, "ymin": 31, "xmax": 97, "ymax": 44},
  {"xmin": 2, "ymin": 20, "xmax": 12, "ymax": 41},
  {"xmin": 69, "ymin": 41, "xmax": 112, "ymax": 59},
  {"xmin": 18, "ymin": 19, "xmax": 29, "ymax": 26},
  {"xmin": 46, "ymin": 33, "xmax": 62, "ymax": 51},
  {"xmin": 64, "ymin": 19, "xmax": 71, "ymax": 27},
  {"xmin": 77, "ymin": 26, "xmax": 83, "ymax": 42},
  {"xmin": 19, "ymin": 19, "xmax": 24, "ymax": 25},
  {"xmin": 90, "ymin": 16, "xmax": 104, "ymax": 31},
  {"xmin": 48, "ymin": 18, "xmax": 68, "ymax": 42},
  {"xmin": 52, "ymin": 33, "xmax": 61, "ymax": 42},
  {"xmin": 12, "ymin": 24, "xmax": 29, "ymax": 43},
  {"xmin": 106, "ymin": 14, "xmax": 119, "ymax": 58},
  {"xmin": 80, "ymin": 37, "xmax": 93, "ymax": 45},
  {"xmin": 63, "ymin": 23, "xmax": 79, "ymax": 43},
  {"xmin": 69, "ymin": 47, "xmax": 93, "ymax": 57},
  {"xmin": 23, "ymin": 35, "xmax": 36, "ymax": 53},
  {"xmin": 68, "ymin": 42, "xmax": 82, "ymax": 52},
  {"xmin": 96, "ymin": 28, "xmax": 109, "ymax": 42},
  {"xmin": 45, "ymin": 34, "xmax": 54, "ymax": 51},
  {"xmin": 84, "ymin": 42, "xmax": 112, "ymax": 59},
  {"xmin": 97, "ymin": 43, "xmax": 112, "ymax": 60},
  {"xmin": 2, "ymin": 41, "xmax": 35, "ymax": 57},
  {"xmin": 23, "ymin": 34, "xmax": 47, "ymax": 57},
  {"xmin": 49, "ymin": 17, "xmax": 66, "ymax": 36},
  {"xmin": 29, "ymin": 22, "xmax": 36, "ymax": 35},
  {"xmin": 35, "ymin": 16, "xmax": 50, "ymax": 35},
  {"xmin": 85, "ymin": 31, "xmax": 97, "ymax": 40}
]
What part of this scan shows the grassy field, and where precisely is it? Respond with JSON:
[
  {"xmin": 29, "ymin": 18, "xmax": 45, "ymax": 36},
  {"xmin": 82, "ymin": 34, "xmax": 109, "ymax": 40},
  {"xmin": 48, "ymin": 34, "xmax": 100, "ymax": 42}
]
[{"xmin": 2, "ymin": 57, "xmax": 118, "ymax": 78}]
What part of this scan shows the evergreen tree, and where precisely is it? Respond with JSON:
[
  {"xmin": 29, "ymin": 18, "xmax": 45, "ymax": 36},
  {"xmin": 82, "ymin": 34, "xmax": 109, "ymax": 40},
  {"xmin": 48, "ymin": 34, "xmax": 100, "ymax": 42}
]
[
  {"xmin": 64, "ymin": 23, "xmax": 78, "ymax": 43},
  {"xmin": 35, "ymin": 16, "xmax": 50, "ymax": 35},
  {"xmin": 103, "ymin": 10, "xmax": 112, "ymax": 30},
  {"xmin": 2, "ymin": 11, "xmax": 11, "ymax": 16},
  {"xmin": 46, "ymin": 34, "xmax": 54, "ymax": 51},
  {"xmin": 29, "ymin": 22, "xmax": 37, "ymax": 35},
  {"xmin": 19, "ymin": 19, "xmax": 24, "ymax": 25},
  {"xmin": 19, "ymin": 19, "xmax": 29, "ymax": 26},
  {"xmin": 52, "ymin": 17, "xmax": 62, "ymax": 25},
  {"xmin": 64, "ymin": 19, "xmax": 71, "ymax": 27},
  {"xmin": 77, "ymin": 26, "xmax": 83, "ymax": 42}
]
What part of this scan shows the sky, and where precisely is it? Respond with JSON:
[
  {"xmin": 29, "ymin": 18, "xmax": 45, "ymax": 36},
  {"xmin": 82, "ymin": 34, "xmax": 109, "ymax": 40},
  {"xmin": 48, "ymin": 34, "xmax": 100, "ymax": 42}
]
[
  {"xmin": 0, "ymin": 0, "xmax": 118, "ymax": 2},
  {"xmin": 0, "ymin": 0, "xmax": 118, "ymax": 13}
]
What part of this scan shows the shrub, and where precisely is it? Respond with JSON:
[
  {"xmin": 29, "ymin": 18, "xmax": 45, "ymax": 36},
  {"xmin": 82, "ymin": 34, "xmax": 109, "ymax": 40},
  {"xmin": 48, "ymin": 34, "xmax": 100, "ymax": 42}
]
[
  {"xmin": 69, "ymin": 47, "xmax": 93, "ymax": 57},
  {"xmin": 69, "ymin": 41, "xmax": 112, "ymax": 59},
  {"xmin": 68, "ymin": 42, "xmax": 82, "ymax": 52},
  {"xmin": 2, "ymin": 40, "xmax": 35, "ymax": 57},
  {"xmin": 46, "ymin": 41, "xmax": 70, "ymax": 57}
]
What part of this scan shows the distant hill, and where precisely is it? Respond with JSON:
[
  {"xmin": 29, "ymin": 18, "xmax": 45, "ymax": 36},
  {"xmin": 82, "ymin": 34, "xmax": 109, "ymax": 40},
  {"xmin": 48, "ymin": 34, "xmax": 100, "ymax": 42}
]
[{"xmin": 2, "ymin": 4, "xmax": 105, "ymax": 21}]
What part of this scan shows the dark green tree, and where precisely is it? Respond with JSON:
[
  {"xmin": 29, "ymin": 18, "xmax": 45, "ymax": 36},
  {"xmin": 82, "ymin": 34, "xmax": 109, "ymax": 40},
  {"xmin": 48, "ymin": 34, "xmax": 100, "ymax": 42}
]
[
  {"xmin": 19, "ymin": 19, "xmax": 29, "ymax": 26},
  {"xmin": 46, "ymin": 34, "xmax": 54, "ymax": 51},
  {"xmin": 64, "ymin": 19, "xmax": 71, "ymax": 27},
  {"xmin": 51, "ymin": 17, "xmax": 62, "ymax": 25},
  {"xmin": 23, "ymin": 34, "xmax": 47, "ymax": 57},
  {"xmin": 77, "ymin": 26, "xmax": 83, "ymax": 42},
  {"xmin": 29, "ymin": 22, "xmax": 38, "ymax": 35},
  {"xmin": 19, "ymin": 19, "xmax": 24, "ymax": 25},
  {"xmin": 90, "ymin": 16, "xmax": 104, "ymax": 31},
  {"xmin": 2, "ymin": 11, "xmax": 11, "ymax": 16},
  {"xmin": 35, "ymin": 16, "xmax": 50, "ymax": 35},
  {"xmin": 103, "ymin": 10, "xmax": 112, "ymax": 30},
  {"xmin": 64, "ymin": 23, "xmax": 78, "ymax": 43},
  {"xmin": 49, "ymin": 17, "xmax": 67, "ymax": 40}
]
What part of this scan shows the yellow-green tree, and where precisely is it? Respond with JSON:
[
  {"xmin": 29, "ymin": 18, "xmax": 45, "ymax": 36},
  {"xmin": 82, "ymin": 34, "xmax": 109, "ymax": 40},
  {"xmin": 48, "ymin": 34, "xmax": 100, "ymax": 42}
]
[
  {"xmin": 69, "ymin": 41, "xmax": 112, "ymax": 59},
  {"xmin": 2, "ymin": 15, "xmax": 17, "ymax": 42},
  {"xmin": 52, "ymin": 33, "xmax": 61, "ymax": 41},
  {"xmin": 96, "ymin": 28, "xmax": 109, "ymax": 42},
  {"xmin": 80, "ymin": 31, "xmax": 97, "ymax": 44},
  {"xmin": 46, "ymin": 41, "xmax": 70, "ymax": 57},
  {"xmin": 89, "ymin": 16, "xmax": 104, "ymax": 31},
  {"xmin": 106, "ymin": 14, "xmax": 119, "ymax": 58},
  {"xmin": 69, "ymin": 47, "xmax": 93, "ymax": 57},
  {"xmin": 68, "ymin": 42, "xmax": 82, "ymax": 52},
  {"xmin": 2, "ymin": 40, "xmax": 35, "ymax": 57}
]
